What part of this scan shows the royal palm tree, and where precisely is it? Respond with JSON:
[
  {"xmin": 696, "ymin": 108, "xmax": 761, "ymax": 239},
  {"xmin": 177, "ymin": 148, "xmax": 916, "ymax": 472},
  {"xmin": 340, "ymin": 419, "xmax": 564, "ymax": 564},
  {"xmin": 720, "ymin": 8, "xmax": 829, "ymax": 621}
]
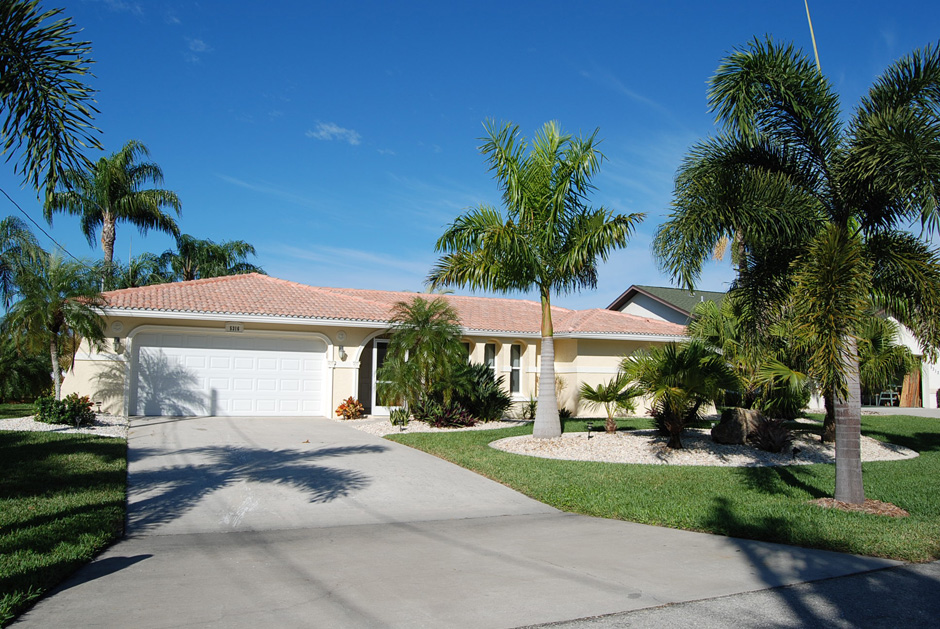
[
  {"xmin": 0, "ymin": 0, "xmax": 100, "ymax": 197},
  {"xmin": 429, "ymin": 120, "xmax": 643, "ymax": 438},
  {"xmin": 160, "ymin": 234, "xmax": 263, "ymax": 282},
  {"xmin": 0, "ymin": 216, "xmax": 41, "ymax": 306},
  {"xmin": 654, "ymin": 38, "xmax": 940, "ymax": 503},
  {"xmin": 621, "ymin": 341, "xmax": 737, "ymax": 449},
  {"xmin": 375, "ymin": 296, "xmax": 465, "ymax": 410},
  {"xmin": 3, "ymin": 253, "xmax": 104, "ymax": 400},
  {"xmin": 44, "ymin": 139, "xmax": 181, "ymax": 281}
]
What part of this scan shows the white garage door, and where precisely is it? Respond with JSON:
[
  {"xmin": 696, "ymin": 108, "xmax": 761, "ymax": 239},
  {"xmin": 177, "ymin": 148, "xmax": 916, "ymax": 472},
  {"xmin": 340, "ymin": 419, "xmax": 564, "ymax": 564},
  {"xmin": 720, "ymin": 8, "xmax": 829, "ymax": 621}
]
[{"xmin": 130, "ymin": 331, "xmax": 327, "ymax": 417}]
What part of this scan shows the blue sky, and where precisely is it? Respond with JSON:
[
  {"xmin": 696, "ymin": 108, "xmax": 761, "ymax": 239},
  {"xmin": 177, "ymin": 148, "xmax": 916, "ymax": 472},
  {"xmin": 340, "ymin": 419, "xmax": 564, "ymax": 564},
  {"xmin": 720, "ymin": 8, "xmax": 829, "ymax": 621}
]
[{"xmin": 3, "ymin": 0, "xmax": 939, "ymax": 309}]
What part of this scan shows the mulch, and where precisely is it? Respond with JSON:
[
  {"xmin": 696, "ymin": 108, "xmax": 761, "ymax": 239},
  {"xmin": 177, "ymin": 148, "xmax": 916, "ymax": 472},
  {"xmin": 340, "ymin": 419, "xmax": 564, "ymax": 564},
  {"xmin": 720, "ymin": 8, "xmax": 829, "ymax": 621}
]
[{"xmin": 810, "ymin": 497, "xmax": 910, "ymax": 517}]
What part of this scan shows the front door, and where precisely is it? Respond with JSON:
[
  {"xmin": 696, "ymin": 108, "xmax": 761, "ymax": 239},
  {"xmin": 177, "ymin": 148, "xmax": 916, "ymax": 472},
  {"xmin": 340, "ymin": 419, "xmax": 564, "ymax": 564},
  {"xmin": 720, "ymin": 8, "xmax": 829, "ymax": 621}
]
[{"xmin": 372, "ymin": 339, "xmax": 394, "ymax": 415}]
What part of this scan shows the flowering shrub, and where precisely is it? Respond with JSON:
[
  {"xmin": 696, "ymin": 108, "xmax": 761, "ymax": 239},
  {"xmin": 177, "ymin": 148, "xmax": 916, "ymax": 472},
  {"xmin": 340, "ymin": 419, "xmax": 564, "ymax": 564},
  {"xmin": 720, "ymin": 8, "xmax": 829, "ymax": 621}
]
[
  {"xmin": 34, "ymin": 393, "xmax": 96, "ymax": 427},
  {"xmin": 335, "ymin": 397, "xmax": 365, "ymax": 420}
]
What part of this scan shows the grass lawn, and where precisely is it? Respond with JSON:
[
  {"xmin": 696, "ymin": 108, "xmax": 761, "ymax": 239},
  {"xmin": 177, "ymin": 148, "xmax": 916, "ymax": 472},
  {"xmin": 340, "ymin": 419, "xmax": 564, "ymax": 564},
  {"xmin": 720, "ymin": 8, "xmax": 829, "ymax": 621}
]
[
  {"xmin": 0, "ymin": 431, "xmax": 126, "ymax": 626},
  {"xmin": 0, "ymin": 403, "xmax": 33, "ymax": 420},
  {"xmin": 387, "ymin": 414, "xmax": 940, "ymax": 563}
]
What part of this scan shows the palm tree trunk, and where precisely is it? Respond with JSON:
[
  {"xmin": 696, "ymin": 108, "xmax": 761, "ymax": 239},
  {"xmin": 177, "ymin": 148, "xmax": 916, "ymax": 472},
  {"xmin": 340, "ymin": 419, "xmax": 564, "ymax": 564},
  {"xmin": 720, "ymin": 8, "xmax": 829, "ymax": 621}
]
[
  {"xmin": 834, "ymin": 340, "xmax": 865, "ymax": 504},
  {"xmin": 50, "ymin": 337, "xmax": 61, "ymax": 400},
  {"xmin": 533, "ymin": 290, "xmax": 560, "ymax": 439},
  {"xmin": 100, "ymin": 212, "xmax": 116, "ymax": 265}
]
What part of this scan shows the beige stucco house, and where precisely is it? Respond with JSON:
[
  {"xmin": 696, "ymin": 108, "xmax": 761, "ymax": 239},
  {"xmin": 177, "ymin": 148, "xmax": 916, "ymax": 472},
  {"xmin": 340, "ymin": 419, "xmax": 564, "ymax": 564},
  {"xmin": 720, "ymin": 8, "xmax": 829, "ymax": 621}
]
[{"xmin": 64, "ymin": 274, "xmax": 686, "ymax": 418}]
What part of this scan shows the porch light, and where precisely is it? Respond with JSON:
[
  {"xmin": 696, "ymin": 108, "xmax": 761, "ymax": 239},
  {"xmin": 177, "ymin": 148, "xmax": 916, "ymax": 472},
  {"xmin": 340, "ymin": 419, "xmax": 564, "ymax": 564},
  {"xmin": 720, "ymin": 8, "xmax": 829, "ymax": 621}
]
[
  {"xmin": 338, "ymin": 346, "xmax": 348, "ymax": 361},
  {"xmin": 112, "ymin": 337, "xmax": 123, "ymax": 353}
]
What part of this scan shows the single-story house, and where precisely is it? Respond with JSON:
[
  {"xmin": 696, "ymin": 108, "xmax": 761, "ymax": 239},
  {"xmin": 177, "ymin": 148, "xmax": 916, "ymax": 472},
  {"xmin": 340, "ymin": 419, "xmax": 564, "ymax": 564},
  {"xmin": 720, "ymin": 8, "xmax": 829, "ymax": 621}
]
[
  {"xmin": 65, "ymin": 274, "xmax": 686, "ymax": 418},
  {"xmin": 610, "ymin": 284, "xmax": 939, "ymax": 409}
]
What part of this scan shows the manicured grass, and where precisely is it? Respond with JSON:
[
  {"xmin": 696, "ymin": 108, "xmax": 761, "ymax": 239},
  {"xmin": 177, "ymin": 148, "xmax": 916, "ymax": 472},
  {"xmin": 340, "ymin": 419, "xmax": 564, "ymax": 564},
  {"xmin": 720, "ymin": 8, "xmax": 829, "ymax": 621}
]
[
  {"xmin": 0, "ymin": 431, "xmax": 126, "ymax": 626},
  {"xmin": 0, "ymin": 403, "xmax": 33, "ymax": 420},
  {"xmin": 387, "ymin": 415, "xmax": 940, "ymax": 562}
]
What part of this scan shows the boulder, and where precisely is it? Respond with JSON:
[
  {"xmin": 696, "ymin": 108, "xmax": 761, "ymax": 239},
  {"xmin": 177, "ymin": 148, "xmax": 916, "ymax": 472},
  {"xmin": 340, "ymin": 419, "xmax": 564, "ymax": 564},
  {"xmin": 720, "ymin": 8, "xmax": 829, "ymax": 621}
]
[{"xmin": 711, "ymin": 407, "xmax": 763, "ymax": 445}]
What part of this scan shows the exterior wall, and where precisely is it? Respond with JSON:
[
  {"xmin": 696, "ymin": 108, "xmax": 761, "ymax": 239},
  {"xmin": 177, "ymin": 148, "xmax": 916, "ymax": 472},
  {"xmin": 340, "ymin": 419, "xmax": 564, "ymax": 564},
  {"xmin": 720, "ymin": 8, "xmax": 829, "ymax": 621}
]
[
  {"xmin": 64, "ymin": 312, "xmax": 677, "ymax": 419},
  {"xmin": 619, "ymin": 294, "xmax": 687, "ymax": 325}
]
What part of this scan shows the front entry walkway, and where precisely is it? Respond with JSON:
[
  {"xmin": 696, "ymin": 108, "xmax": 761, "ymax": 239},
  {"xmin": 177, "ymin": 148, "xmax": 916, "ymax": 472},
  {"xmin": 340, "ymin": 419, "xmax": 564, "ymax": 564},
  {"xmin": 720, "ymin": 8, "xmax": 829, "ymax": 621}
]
[{"xmin": 15, "ymin": 417, "xmax": 900, "ymax": 628}]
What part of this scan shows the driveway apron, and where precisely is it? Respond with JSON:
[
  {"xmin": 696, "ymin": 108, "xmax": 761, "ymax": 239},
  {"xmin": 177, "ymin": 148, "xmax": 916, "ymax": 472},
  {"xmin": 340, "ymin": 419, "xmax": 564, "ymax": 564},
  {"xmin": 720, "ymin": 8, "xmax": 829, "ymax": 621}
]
[{"xmin": 15, "ymin": 416, "xmax": 900, "ymax": 628}]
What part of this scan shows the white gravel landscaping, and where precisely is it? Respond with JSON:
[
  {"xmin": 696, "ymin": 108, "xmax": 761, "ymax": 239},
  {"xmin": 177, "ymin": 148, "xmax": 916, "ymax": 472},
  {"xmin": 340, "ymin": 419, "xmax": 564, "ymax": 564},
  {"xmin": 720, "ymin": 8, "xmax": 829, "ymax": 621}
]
[
  {"xmin": 0, "ymin": 414, "xmax": 129, "ymax": 439},
  {"xmin": 331, "ymin": 415, "xmax": 530, "ymax": 436},
  {"xmin": 490, "ymin": 427, "xmax": 918, "ymax": 467}
]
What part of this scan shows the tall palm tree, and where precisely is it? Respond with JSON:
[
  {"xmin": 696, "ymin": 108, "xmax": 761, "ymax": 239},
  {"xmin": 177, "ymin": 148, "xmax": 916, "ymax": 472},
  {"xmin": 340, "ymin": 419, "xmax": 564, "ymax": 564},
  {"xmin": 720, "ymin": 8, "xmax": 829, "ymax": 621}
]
[
  {"xmin": 0, "ymin": 0, "xmax": 100, "ymax": 197},
  {"xmin": 160, "ymin": 234, "xmax": 264, "ymax": 282},
  {"xmin": 0, "ymin": 216, "xmax": 41, "ymax": 306},
  {"xmin": 654, "ymin": 38, "xmax": 940, "ymax": 503},
  {"xmin": 44, "ymin": 139, "xmax": 181, "ymax": 279},
  {"xmin": 429, "ymin": 120, "xmax": 643, "ymax": 438},
  {"xmin": 3, "ymin": 253, "xmax": 104, "ymax": 400}
]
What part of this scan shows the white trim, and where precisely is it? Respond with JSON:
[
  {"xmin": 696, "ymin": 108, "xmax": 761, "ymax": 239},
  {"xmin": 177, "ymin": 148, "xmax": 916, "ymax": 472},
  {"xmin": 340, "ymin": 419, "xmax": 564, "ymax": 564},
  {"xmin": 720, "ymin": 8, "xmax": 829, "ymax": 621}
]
[
  {"xmin": 553, "ymin": 365, "xmax": 621, "ymax": 375},
  {"xmin": 125, "ymin": 324, "xmax": 333, "ymax": 417}
]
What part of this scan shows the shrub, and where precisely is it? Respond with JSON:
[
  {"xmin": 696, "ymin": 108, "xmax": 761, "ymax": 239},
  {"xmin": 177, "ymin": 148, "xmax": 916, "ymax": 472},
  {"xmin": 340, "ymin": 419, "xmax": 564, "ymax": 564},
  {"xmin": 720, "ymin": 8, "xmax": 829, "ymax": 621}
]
[
  {"xmin": 412, "ymin": 396, "xmax": 476, "ymax": 428},
  {"xmin": 33, "ymin": 394, "xmax": 95, "ymax": 427},
  {"xmin": 389, "ymin": 407, "xmax": 410, "ymax": 428},
  {"xmin": 749, "ymin": 418, "xmax": 794, "ymax": 453},
  {"xmin": 559, "ymin": 407, "xmax": 572, "ymax": 419},
  {"xmin": 757, "ymin": 383, "xmax": 811, "ymax": 420},
  {"xmin": 452, "ymin": 362, "xmax": 513, "ymax": 421},
  {"xmin": 335, "ymin": 397, "xmax": 364, "ymax": 419},
  {"xmin": 521, "ymin": 397, "xmax": 537, "ymax": 420}
]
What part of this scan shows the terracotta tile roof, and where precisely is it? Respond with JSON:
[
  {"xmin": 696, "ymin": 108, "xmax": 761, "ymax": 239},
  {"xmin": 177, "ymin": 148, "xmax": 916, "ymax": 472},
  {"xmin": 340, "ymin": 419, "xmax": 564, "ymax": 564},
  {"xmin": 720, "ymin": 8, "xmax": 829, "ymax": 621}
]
[{"xmin": 101, "ymin": 273, "xmax": 686, "ymax": 338}]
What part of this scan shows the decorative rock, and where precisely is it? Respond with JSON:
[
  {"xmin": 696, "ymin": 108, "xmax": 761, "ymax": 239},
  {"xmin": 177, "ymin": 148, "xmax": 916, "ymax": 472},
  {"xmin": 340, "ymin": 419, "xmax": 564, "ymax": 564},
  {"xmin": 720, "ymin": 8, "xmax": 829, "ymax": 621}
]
[{"xmin": 711, "ymin": 407, "xmax": 763, "ymax": 445}]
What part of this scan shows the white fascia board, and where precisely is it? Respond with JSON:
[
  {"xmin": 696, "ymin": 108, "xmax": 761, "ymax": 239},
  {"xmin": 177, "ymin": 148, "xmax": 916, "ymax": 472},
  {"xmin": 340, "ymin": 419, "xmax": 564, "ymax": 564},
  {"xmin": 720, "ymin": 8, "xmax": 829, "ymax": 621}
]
[
  {"xmin": 555, "ymin": 332, "xmax": 688, "ymax": 342},
  {"xmin": 101, "ymin": 308, "xmax": 386, "ymax": 329}
]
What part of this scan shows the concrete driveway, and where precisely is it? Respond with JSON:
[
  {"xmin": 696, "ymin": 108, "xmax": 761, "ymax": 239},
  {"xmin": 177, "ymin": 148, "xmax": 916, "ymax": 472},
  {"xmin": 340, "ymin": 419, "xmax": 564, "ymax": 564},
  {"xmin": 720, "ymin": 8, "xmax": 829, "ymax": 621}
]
[{"xmin": 15, "ymin": 416, "xmax": 908, "ymax": 628}]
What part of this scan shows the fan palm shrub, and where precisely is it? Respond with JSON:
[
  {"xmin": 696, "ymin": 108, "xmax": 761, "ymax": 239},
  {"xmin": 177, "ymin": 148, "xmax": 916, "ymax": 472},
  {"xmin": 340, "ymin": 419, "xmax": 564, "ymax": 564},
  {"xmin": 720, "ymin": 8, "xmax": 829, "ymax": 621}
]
[
  {"xmin": 578, "ymin": 373, "xmax": 640, "ymax": 433},
  {"xmin": 621, "ymin": 341, "xmax": 738, "ymax": 449}
]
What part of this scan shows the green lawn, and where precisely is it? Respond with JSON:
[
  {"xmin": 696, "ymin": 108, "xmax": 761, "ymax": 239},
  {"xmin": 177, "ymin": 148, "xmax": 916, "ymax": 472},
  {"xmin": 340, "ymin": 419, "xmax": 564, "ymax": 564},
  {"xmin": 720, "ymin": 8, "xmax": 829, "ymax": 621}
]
[
  {"xmin": 0, "ymin": 431, "xmax": 126, "ymax": 626},
  {"xmin": 0, "ymin": 403, "xmax": 33, "ymax": 420},
  {"xmin": 387, "ymin": 414, "xmax": 940, "ymax": 563}
]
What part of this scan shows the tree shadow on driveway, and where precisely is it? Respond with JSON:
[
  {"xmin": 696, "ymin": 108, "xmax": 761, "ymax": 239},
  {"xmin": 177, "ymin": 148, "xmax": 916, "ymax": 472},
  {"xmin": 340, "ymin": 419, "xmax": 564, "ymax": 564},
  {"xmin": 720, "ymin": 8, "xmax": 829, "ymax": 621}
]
[{"xmin": 126, "ymin": 443, "xmax": 387, "ymax": 533}]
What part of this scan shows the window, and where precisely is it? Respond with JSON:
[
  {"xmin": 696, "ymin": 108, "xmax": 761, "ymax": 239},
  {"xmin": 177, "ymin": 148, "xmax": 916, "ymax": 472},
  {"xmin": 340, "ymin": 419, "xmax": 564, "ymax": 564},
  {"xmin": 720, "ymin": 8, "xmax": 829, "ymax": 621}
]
[
  {"xmin": 484, "ymin": 343, "xmax": 496, "ymax": 371},
  {"xmin": 510, "ymin": 344, "xmax": 521, "ymax": 394},
  {"xmin": 461, "ymin": 342, "xmax": 471, "ymax": 361}
]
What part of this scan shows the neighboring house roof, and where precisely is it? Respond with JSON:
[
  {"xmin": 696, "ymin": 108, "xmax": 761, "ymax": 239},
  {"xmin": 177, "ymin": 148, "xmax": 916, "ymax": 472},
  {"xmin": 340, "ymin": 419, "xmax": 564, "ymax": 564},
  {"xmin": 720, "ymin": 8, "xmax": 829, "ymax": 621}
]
[
  {"xmin": 607, "ymin": 284, "xmax": 725, "ymax": 317},
  {"xmin": 100, "ymin": 273, "xmax": 686, "ymax": 339}
]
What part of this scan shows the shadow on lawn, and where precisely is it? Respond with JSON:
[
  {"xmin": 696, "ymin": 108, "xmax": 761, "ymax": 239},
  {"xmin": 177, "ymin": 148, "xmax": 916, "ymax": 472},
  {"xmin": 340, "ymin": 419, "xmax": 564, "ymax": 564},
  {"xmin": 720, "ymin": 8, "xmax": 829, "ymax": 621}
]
[
  {"xmin": 126, "ymin": 443, "xmax": 387, "ymax": 533},
  {"xmin": 702, "ymin": 496, "xmax": 940, "ymax": 627},
  {"xmin": 731, "ymin": 464, "xmax": 829, "ymax": 500}
]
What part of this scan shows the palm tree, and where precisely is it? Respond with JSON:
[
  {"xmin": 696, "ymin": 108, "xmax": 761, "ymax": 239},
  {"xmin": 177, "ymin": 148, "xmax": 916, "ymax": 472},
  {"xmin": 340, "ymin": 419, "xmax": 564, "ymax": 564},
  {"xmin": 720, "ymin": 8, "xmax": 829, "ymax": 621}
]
[
  {"xmin": 44, "ymin": 139, "xmax": 181, "ymax": 280},
  {"xmin": 160, "ymin": 234, "xmax": 263, "ymax": 282},
  {"xmin": 0, "ymin": 216, "xmax": 41, "ymax": 306},
  {"xmin": 110, "ymin": 253, "xmax": 169, "ymax": 289},
  {"xmin": 375, "ymin": 296, "xmax": 465, "ymax": 410},
  {"xmin": 0, "ymin": 1, "xmax": 100, "ymax": 197},
  {"xmin": 578, "ymin": 373, "xmax": 639, "ymax": 433},
  {"xmin": 654, "ymin": 38, "xmax": 940, "ymax": 503},
  {"xmin": 3, "ymin": 253, "xmax": 105, "ymax": 400},
  {"xmin": 621, "ymin": 341, "xmax": 737, "ymax": 449},
  {"xmin": 429, "ymin": 120, "xmax": 643, "ymax": 438}
]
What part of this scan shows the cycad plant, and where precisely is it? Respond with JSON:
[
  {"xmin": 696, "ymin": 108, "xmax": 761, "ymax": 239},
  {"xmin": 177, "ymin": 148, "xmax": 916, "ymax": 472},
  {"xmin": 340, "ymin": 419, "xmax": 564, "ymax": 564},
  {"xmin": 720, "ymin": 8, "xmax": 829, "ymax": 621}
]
[
  {"xmin": 654, "ymin": 37, "xmax": 940, "ymax": 503},
  {"xmin": 621, "ymin": 341, "xmax": 737, "ymax": 449}
]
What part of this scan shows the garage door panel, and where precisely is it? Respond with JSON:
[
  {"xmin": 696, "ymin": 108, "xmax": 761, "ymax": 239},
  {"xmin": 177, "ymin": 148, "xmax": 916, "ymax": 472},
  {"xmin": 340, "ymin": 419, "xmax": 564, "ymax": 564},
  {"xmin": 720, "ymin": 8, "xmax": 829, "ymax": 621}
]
[{"xmin": 131, "ymin": 331, "xmax": 326, "ymax": 417}]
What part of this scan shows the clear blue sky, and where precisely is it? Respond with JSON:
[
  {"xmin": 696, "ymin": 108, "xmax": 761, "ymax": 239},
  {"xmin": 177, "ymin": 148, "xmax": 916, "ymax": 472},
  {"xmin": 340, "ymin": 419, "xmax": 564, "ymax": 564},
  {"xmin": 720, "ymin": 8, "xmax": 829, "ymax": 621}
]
[{"xmin": 2, "ymin": 0, "xmax": 939, "ymax": 309}]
